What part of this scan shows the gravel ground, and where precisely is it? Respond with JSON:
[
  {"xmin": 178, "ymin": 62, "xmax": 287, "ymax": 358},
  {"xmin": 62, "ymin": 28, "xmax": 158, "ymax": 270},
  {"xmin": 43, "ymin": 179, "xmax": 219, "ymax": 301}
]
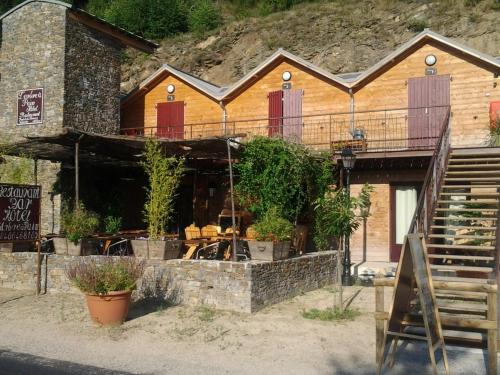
[{"xmin": 0, "ymin": 286, "xmax": 495, "ymax": 375}]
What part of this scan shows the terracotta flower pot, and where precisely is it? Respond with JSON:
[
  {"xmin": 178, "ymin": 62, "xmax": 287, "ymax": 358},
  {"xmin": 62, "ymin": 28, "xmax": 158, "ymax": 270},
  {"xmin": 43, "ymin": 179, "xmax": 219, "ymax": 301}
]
[{"xmin": 85, "ymin": 290, "xmax": 132, "ymax": 326}]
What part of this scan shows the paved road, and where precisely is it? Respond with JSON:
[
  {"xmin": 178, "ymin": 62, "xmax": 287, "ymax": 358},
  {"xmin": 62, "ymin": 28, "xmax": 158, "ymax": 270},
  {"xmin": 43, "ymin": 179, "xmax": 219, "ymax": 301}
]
[{"xmin": 0, "ymin": 350, "xmax": 136, "ymax": 375}]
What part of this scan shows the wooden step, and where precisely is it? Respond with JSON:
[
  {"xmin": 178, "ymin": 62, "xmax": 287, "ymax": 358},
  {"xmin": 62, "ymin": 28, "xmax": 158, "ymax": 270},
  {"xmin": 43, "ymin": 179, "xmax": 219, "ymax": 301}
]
[
  {"xmin": 435, "ymin": 208, "xmax": 498, "ymax": 213},
  {"xmin": 437, "ymin": 301, "xmax": 489, "ymax": 313},
  {"xmin": 432, "ymin": 276, "xmax": 493, "ymax": 283},
  {"xmin": 431, "ymin": 264, "xmax": 494, "ymax": 273},
  {"xmin": 447, "ymin": 171, "xmax": 500, "ymax": 176},
  {"xmin": 439, "ymin": 192, "xmax": 500, "ymax": 197},
  {"xmin": 442, "ymin": 185, "xmax": 500, "ymax": 189},
  {"xmin": 433, "ymin": 216, "xmax": 498, "ymax": 221},
  {"xmin": 430, "ymin": 225, "xmax": 497, "ymax": 231},
  {"xmin": 426, "ymin": 243, "xmax": 495, "ymax": 250},
  {"xmin": 448, "ymin": 164, "xmax": 500, "ymax": 169},
  {"xmin": 445, "ymin": 177, "xmax": 500, "ymax": 182},
  {"xmin": 450, "ymin": 157, "xmax": 500, "ymax": 163},
  {"xmin": 437, "ymin": 200, "xmax": 498, "ymax": 205},
  {"xmin": 428, "ymin": 233, "xmax": 496, "ymax": 240},
  {"xmin": 428, "ymin": 254, "xmax": 495, "ymax": 261}
]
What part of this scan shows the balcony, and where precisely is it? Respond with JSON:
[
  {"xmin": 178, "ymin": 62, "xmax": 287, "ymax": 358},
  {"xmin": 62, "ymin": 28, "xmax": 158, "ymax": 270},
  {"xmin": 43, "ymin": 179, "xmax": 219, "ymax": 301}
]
[{"xmin": 120, "ymin": 105, "xmax": 451, "ymax": 153}]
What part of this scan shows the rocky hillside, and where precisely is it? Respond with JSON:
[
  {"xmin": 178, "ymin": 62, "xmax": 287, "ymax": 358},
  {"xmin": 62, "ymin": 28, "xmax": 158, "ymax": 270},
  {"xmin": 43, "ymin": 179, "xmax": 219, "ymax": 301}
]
[{"xmin": 121, "ymin": 0, "xmax": 499, "ymax": 93}]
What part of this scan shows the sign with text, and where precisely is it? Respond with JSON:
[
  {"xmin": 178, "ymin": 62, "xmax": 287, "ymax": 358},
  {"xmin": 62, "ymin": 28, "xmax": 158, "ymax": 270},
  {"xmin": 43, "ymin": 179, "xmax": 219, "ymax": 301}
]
[
  {"xmin": 0, "ymin": 184, "xmax": 41, "ymax": 242},
  {"xmin": 17, "ymin": 88, "xmax": 44, "ymax": 125}
]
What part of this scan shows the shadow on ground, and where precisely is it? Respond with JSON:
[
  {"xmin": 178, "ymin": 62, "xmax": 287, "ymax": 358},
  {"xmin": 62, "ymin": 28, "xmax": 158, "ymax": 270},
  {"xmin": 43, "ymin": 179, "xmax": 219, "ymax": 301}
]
[
  {"xmin": 0, "ymin": 349, "xmax": 136, "ymax": 375},
  {"xmin": 328, "ymin": 341, "xmax": 494, "ymax": 375},
  {"xmin": 127, "ymin": 269, "xmax": 182, "ymax": 321}
]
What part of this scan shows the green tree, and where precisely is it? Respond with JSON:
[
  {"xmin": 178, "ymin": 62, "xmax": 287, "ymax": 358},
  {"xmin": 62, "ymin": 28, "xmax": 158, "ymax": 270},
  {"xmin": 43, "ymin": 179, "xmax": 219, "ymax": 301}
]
[
  {"xmin": 188, "ymin": 0, "xmax": 222, "ymax": 35},
  {"xmin": 140, "ymin": 139, "xmax": 184, "ymax": 239}
]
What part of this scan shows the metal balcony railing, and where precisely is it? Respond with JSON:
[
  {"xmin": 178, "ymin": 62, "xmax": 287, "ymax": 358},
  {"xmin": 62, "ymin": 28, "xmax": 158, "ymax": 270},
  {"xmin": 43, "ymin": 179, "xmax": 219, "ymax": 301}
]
[{"xmin": 120, "ymin": 105, "xmax": 451, "ymax": 153}]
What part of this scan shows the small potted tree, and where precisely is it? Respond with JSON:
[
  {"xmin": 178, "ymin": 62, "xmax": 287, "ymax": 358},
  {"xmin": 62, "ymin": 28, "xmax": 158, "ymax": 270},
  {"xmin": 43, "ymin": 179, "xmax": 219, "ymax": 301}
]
[
  {"xmin": 131, "ymin": 139, "xmax": 184, "ymax": 260},
  {"xmin": 54, "ymin": 203, "xmax": 100, "ymax": 256},
  {"xmin": 66, "ymin": 257, "xmax": 144, "ymax": 325},
  {"xmin": 247, "ymin": 207, "xmax": 294, "ymax": 261}
]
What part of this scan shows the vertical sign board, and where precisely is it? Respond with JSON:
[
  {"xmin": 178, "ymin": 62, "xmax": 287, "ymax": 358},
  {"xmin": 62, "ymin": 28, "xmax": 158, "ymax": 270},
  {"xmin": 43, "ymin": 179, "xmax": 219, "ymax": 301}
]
[
  {"xmin": 0, "ymin": 184, "xmax": 42, "ymax": 294},
  {"xmin": 17, "ymin": 88, "xmax": 44, "ymax": 125},
  {"xmin": 377, "ymin": 233, "xmax": 449, "ymax": 375},
  {"xmin": 0, "ymin": 184, "xmax": 41, "ymax": 242}
]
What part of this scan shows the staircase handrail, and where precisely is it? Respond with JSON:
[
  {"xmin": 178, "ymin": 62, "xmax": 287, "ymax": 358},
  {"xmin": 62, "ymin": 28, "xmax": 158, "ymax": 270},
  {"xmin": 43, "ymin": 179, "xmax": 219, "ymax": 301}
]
[{"xmin": 410, "ymin": 106, "xmax": 451, "ymax": 236}]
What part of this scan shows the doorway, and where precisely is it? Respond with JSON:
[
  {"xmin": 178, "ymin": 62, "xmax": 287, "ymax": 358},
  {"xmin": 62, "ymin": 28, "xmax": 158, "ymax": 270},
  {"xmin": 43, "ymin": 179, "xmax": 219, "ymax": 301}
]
[
  {"xmin": 268, "ymin": 89, "xmax": 303, "ymax": 140},
  {"xmin": 157, "ymin": 101, "xmax": 185, "ymax": 139},
  {"xmin": 390, "ymin": 184, "xmax": 419, "ymax": 262},
  {"xmin": 408, "ymin": 75, "xmax": 450, "ymax": 149}
]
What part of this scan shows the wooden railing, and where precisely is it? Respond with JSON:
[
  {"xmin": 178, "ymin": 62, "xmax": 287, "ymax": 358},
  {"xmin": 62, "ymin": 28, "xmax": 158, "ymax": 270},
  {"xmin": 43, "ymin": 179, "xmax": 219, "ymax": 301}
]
[
  {"xmin": 410, "ymin": 107, "xmax": 451, "ymax": 237},
  {"xmin": 120, "ymin": 105, "xmax": 451, "ymax": 153}
]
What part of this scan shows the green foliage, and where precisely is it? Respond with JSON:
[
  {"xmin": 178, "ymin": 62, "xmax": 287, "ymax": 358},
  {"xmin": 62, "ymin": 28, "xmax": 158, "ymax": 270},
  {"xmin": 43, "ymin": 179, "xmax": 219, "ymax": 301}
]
[
  {"xmin": 188, "ymin": 0, "xmax": 222, "ymax": 36},
  {"xmin": 104, "ymin": 215, "xmax": 122, "ymax": 234},
  {"xmin": 0, "ymin": 154, "xmax": 35, "ymax": 185},
  {"xmin": 406, "ymin": 17, "xmax": 428, "ymax": 32},
  {"xmin": 252, "ymin": 207, "xmax": 294, "ymax": 242},
  {"xmin": 87, "ymin": 0, "xmax": 189, "ymax": 40},
  {"xmin": 198, "ymin": 306, "xmax": 216, "ymax": 322},
  {"xmin": 66, "ymin": 257, "xmax": 145, "ymax": 295},
  {"xmin": 313, "ymin": 183, "xmax": 373, "ymax": 251},
  {"xmin": 302, "ymin": 307, "xmax": 361, "ymax": 321},
  {"xmin": 61, "ymin": 203, "xmax": 100, "ymax": 244},
  {"xmin": 140, "ymin": 139, "xmax": 184, "ymax": 240},
  {"xmin": 234, "ymin": 137, "xmax": 316, "ymax": 222}
]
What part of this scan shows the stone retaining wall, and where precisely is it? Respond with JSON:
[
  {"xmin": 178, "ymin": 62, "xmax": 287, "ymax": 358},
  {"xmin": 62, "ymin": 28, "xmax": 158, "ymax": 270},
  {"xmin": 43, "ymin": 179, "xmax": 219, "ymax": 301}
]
[{"xmin": 0, "ymin": 251, "xmax": 336, "ymax": 313}]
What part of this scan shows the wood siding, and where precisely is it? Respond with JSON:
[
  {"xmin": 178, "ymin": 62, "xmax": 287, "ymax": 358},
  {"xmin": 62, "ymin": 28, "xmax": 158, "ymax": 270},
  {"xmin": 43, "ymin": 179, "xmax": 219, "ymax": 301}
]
[
  {"xmin": 121, "ymin": 74, "xmax": 222, "ymax": 138},
  {"xmin": 353, "ymin": 42, "xmax": 500, "ymax": 148},
  {"xmin": 224, "ymin": 60, "xmax": 351, "ymax": 149}
]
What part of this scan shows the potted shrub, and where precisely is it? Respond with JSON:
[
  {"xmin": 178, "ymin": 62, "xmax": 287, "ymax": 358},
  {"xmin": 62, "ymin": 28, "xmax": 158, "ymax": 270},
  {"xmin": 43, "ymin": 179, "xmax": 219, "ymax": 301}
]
[
  {"xmin": 103, "ymin": 215, "xmax": 122, "ymax": 235},
  {"xmin": 131, "ymin": 139, "xmax": 184, "ymax": 260},
  {"xmin": 247, "ymin": 207, "xmax": 294, "ymax": 261},
  {"xmin": 66, "ymin": 257, "xmax": 144, "ymax": 325},
  {"xmin": 55, "ymin": 203, "xmax": 100, "ymax": 256}
]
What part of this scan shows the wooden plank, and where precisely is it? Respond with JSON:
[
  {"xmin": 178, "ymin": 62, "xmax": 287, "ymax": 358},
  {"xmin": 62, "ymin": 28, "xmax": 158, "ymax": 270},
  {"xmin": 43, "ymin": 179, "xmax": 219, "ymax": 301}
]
[
  {"xmin": 446, "ymin": 171, "xmax": 500, "ymax": 175},
  {"xmin": 433, "ymin": 216, "xmax": 498, "ymax": 221},
  {"xmin": 442, "ymin": 185, "xmax": 500, "ymax": 189},
  {"xmin": 375, "ymin": 285, "xmax": 385, "ymax": 363},
  {"xmin": 431, "ymin": 225, "xmax": 497, "ymax": 231},
  {"xmin": 487, "ymin": 292, "xmax": 497, "ymax": 375},
  {"xmin": 426, "ymin": 244, "xmax": 495, "ymax": 250},
  {"xmin": 428, "ymin": 254, "xmax": 495, "ymax": 261},
  {"xmin": 428, "ymin": 233, "xmax": 496, "ymax": 240}
]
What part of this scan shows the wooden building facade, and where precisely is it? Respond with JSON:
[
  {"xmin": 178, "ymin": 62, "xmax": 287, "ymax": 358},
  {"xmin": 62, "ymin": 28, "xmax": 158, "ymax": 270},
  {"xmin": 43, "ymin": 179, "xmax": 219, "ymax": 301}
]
[{"xmin": 120, "ymin": 29, "xmax": 500, "ymax": 263}]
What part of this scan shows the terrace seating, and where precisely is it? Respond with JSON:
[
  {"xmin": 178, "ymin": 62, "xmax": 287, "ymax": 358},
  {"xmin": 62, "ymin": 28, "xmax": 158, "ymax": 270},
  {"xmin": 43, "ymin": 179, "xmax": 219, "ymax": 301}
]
[
  {"xmin": 185, "ymin": 224, "xmax": 201, "ymax": 240},
  {"xmin": 201, "ymin": 225, "xmax": 219, "ymax": 238}
]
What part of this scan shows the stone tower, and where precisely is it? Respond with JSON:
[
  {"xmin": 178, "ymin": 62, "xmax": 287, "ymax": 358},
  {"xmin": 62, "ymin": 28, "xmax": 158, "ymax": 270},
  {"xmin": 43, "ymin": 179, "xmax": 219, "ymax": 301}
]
[{"xmin": 0, "ymin": 0, "xmax": 156, "ymax": 234}]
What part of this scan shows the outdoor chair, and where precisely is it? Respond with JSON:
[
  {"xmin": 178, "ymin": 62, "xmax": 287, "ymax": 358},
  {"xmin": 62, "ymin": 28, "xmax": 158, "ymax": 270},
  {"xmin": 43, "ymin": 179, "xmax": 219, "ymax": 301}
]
[
  {"xmin": 245, "ymin": 226, "xmax": 257, "ymax": 240},
  {"xmin": 185, "ymin": 224, "xmax": 201, "ymax": 240},
  {"xmin": 201, "ymin": 225, "xmax": 218, "ymax": 238}
]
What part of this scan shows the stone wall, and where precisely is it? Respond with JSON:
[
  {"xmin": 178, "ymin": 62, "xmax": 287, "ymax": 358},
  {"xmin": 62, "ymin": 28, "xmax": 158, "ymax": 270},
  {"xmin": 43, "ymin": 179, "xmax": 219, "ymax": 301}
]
[
  {"xmin": 0, "ymin": 2, "xmax": 66, "ymax": 142},
  {"xmin": 64, "ymin": 18, "xmax": 122, "ymax": 134},
  {"xmin": 0, "ymin": 251, "xmax": 336, "ymax": 313}
]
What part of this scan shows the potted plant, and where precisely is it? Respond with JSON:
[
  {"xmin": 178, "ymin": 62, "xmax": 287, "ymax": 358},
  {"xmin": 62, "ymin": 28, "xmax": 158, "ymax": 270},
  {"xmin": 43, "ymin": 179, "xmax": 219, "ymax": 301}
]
[
  {"xmin": 55, "ymin": 203, "xmax": 100, "ymax": 256},
  {"xmin": 131, "ymin": 139, "xmax": 184, "ymax": 260},
  {"xmin": 103, "ymin": 215, "xmax": 122, "ymax": 235},
  {"xmin": 247, "ymin": 207, "xmax": 294, "ymax": 261},
  {"xmin": 66, "ymin": 257, "xmax": 144, "ymax": 325}
]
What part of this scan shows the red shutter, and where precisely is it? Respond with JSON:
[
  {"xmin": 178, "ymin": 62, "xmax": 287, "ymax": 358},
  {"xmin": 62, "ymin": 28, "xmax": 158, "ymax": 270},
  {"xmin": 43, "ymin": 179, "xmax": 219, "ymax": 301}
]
[
  {"xmin": 408, "ymin": 75, "xmax": 450, "ymax": 149},
  {"xmin": 157, "ymin": 101, "xmax": 185, "ymax": 140},
  {"xmin": 283, "ymin": 89, "xmax": 303, "ymax": 142},
  {"xmin": 268, "ymin": 90, "xmax": 283, "ymax": 136}
]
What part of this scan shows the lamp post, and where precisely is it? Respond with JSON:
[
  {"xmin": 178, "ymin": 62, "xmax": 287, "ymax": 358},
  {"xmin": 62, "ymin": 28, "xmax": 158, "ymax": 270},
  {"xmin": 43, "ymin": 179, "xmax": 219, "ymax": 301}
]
[{"xmin": 341, "ymin": 147, "xmax": 356, "ymax": 286}]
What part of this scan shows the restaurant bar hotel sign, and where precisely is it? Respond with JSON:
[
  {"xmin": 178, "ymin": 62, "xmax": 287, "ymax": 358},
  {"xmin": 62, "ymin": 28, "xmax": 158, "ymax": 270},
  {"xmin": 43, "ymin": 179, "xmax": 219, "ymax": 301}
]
[
  {"xmin": 17, "ymin": 88, "xmax": 44, "ymax": 125},
  {"xmin": 0, "ymin": 184, "xmax": 41, "ymax": 242}
]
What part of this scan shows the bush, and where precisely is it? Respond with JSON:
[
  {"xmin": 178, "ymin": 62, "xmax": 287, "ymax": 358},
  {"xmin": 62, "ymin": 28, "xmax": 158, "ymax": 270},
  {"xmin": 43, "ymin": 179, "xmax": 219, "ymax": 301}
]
[
  {"xmin": 302, "ymin": 307, "xmax": 361, "ymax": 321},
  {"xmin": 104, "ymin": 215, "xmax": 122, "ymax": 234},
  {"xmin": 141, "ymin": 139, "xmax": 184, "ymax": 239},
  {"xmin": 66, "ymin": 257, "xmax": 145, "ymax": 295},
  {"xmin": 253, "ymin": 207, "xmax": 294, "ymax": 242},
  {"xmin": 406, "ymin": 18, "xmax": 428, "ymax": 32},
  {"xmin": 87, "ymin": 0, "xmax": 189, "ymax": 39},
  {"xmin": 188, "ymin": 0, "xmax": 222, "ymax": 35},
  {"xmin": 62, "ymin": 203, "xmax": 100, "ymax": 244}
]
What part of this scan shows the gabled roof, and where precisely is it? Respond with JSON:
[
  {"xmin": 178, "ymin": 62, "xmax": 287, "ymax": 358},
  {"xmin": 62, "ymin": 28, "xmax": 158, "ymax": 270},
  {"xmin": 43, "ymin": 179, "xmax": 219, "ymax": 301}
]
[
  {"xmin": 123, "ymin": 29, "xmax": 500, "ymax": 103},
  {"xmin": 350, "ymin": 29, "xmax": 500, "ymax": 88},
  {"xmin": 0, "ymin": 0, "xmax": 158, "ymax": 53},
  {"xmin": 221, "ymin": 49, "xmax": 351, "ymax": 99},
  {"xmin": 122, "ymin": 64, "xmax": 227, "ymax": 105}
]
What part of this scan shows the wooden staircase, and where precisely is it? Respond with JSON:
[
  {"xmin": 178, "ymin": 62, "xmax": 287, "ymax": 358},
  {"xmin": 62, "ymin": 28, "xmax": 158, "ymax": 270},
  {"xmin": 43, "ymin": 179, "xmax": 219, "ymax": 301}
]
[{"xmin": 429, "ymin": 149, "xmax": 500, "ymax": 285}]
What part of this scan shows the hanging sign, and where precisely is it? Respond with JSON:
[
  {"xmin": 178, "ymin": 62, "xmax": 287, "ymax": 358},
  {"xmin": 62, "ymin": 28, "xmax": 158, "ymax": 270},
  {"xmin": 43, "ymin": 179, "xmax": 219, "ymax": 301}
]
[
  {"xmin": 0, "ymin": 184, "xmax": 41, "ymax": 242},
  {"xmin": 17, "ymin": 88, "xmax": 44, "ymax": 125}
]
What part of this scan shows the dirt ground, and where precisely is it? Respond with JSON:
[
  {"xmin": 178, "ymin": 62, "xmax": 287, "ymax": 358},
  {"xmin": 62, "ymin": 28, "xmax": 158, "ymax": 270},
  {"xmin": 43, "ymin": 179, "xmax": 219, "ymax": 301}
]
[{"xmin": 0, "ymin": 286, "xmax": 494, "ymax": 375}]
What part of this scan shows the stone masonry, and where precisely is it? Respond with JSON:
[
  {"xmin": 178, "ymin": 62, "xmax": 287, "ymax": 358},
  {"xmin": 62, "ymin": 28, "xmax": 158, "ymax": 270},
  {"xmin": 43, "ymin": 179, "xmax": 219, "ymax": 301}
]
[
  {"xmin": 0, "ymin": 1, "xmax": 128, "ymax": 235},
  {"xmin": 0, "ymin": 251, "xmax": 336, "ymax": 313}
]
